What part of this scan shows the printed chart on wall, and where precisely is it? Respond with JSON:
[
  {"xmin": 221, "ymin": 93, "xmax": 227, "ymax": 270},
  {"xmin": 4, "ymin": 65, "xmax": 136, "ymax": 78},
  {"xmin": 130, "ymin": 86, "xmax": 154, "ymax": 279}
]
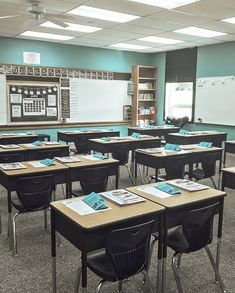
[
  {"xmin": 8, "ymin": 83, "xmax": 60, "ymax": 123},
  {"xmin": 195, "ymin": 76, "xmax": 235, "ymax": 126},
  {"xmin": 60, "ymin": 78, "xmax": 130, "ymax": 123}
]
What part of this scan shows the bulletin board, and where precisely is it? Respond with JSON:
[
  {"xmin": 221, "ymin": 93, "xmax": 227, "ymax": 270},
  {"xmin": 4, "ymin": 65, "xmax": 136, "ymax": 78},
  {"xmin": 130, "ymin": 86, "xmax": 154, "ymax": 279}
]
[{"xmin": 7, "ymin": 82, "xmax": 60, "ymax": 123}]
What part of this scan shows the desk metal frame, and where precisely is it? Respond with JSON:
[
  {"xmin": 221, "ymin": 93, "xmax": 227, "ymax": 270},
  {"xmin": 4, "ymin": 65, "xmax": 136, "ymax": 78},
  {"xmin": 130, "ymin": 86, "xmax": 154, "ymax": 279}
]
[{"xmin": 128, "ymin": 127, "xmax": 179, "ymax": 138}]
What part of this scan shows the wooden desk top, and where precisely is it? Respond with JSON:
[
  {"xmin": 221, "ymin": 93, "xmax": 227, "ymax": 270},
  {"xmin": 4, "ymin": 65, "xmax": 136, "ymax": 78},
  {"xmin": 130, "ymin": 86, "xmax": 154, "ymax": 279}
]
[
  {"xmin": 169, "ymin": 131, "xmax": 227, "ymax": 137},
  {"xmin": 127, "ymin": 182, "xmax": 226, "ymax": 209},
  {"xmin": 0, "ymin": 145, "xmax": 26, "ymax": 153},
  {"xmin": 51, "ymin": 196, "xmax": 165, "ymax": 230},
  {"xmin": 19, "ymin": 143, "xmax": 68, "ymax": 150},
  {"xmin": 60, "ymin": 155, "xmax": 119, "ymax": 168},
  {"xmin": 90, "ymin": 136, "xmax": 161, "ymax": 145},
  {"xmin": 136, "ymin": 146, "xmax": 222, "ymax": 158},
  {"xmin": 0, "ymin": 133, "xmax": 38, "ymax": 139},
  {"xmin": 221, "ymin": 167, "xmax": 235, "ymax": 174},
  {"xmin": 0, "ymin": 161, "xmax": 68, "ymax": 177},
  {"xmin": 129, "ymin": 126, "xmax": 179, "ymax": 130},
  {"xmin": 59, "ymin": 129, "xmax": 117, "ymax": 135}
]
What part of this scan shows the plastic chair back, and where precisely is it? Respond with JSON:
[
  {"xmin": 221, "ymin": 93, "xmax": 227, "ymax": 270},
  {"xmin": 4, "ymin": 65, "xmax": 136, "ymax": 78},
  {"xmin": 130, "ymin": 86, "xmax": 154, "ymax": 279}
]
[
  {"xmin": 165, "ymin": 155, "xmax": 188, "ymax": 180},
  {"xmin": 79, "ymin": 165, "xmax": 109, "ymax": 194},
  {"xmin": 112, "ymin": 143, "xmax": 130, "ymax": 165},
  {"xmin": 74, "ymin": 138, "xmax": 90, "ymax": 154},
  {"xmin": 201, "ymin": 152, "xmax": 217, "ymax": 178},
  {"xmin": 16, "ymin": 175, "xmax": 53, "ymax": 211},
  {"xmin": 105, "ymin": 221, "xmax": 154, "ymax": 279},
  {"xmin": 182, "ymin": 202, "xmax": 219, "ymax": 252}
]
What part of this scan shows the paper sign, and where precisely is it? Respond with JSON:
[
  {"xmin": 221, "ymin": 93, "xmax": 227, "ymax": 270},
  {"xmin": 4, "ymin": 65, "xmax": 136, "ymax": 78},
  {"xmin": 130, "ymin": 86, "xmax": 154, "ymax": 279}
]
[
  {"xmin": 12, "ymin": 105, "xmax": 21, "ymax": 117},
  {"xmin": 23, "ymin": 52, "xmax": 40, "ymax": 65},
  {"xmin": 10, "ymin": 94, "xmax": 22, "ymax": 103},
  {"xmin": 48, "ymin": 95, "xmax": 56, "ymax": 106},
  {"xmin": 47, "ymin": 107, "xmax": 57, "ymax": 116}
]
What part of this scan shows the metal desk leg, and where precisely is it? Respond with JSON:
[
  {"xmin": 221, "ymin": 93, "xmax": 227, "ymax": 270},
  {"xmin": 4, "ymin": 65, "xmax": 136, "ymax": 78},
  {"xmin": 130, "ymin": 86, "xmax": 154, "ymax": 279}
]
[
  {"xmin": 7, "ymin": 191, "xmax": 12, "ymax": 249},
  {"xmin": 51, "ymin": 210, "xmax": 57, "ymax": 293},
  {"xmin": 162, "ymin": 214, "xmax": 167, "ymax": 293},
  {"xmin": 156, "ymin": 214, "xmax": 163, "ymax": 293},
  {"xmin": 81, "ymin": 251, "xmax": 88, "ymax": 291},
  {"xmin": 116, "ymin": 166, "xmax": 119, "ymax": 189}
]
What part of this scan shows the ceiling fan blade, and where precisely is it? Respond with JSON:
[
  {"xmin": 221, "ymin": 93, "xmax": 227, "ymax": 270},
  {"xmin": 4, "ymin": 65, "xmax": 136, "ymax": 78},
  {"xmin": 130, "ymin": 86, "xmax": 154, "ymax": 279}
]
[
  {"xmin": 0, "ymin": 15, "xmax": 20, "ymax": 19},
  {"xmin": 46, "ymin": 17, "xmax": 69, "ymax": 28}
]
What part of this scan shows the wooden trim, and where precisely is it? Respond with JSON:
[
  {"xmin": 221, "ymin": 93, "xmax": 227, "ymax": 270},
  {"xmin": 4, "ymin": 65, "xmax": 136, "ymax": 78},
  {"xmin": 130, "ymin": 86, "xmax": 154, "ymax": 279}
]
[{"xmin": 0, "ymin": 121, "xmax": 130, "ymax": 130}]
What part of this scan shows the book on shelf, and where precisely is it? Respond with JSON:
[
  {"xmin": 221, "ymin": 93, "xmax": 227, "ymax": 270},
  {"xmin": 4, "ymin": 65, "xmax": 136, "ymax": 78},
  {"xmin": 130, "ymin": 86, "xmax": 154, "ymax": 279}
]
[
  {"xmin": 100, "ymin": 189, "xmax": 145, "ymax": 206},
  {"xmin": 138, "ymin": 83, "xmax": 153, "ymax": 90}
]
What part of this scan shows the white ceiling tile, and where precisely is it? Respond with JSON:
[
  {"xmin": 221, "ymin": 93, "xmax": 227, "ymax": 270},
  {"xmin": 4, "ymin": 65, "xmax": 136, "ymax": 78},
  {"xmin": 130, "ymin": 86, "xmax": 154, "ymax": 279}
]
[
  {"xmin": 196, "ymin": 20, "xmax": 235, "ymax": 34},
  {"xmin": 131, "ymin": 17, "xmax": 184, "ymax": 30}
]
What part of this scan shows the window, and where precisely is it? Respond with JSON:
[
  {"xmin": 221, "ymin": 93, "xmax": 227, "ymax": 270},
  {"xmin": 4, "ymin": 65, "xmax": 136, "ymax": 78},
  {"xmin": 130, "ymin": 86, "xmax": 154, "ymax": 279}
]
[
  {"xmin": 165, "ymin": 82, "xmax": 193, "ymax": 121},
  {"xmin": 164, "ymin": 48, "xmax": 197, "ymax": 122}
]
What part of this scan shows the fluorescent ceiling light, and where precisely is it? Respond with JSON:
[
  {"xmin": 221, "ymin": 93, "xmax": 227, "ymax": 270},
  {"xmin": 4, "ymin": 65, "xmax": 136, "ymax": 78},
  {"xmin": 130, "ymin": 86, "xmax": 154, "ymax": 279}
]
[
  {"xmin": 110, "ymin": 43, "xmax": 151, "ymax": 50},
  {"xmin": 128, "ymin": 0, "xmax": 200, "ymax": 9},
  {"xmin": 139, "ymin": 36, "xmax": 183, "ymax": 44},
  {"xmin": 174, "ymin": 26, "xmax": 227, "ymax": 37},
  {"xmin": 41, "ymin": 21, "xmax": 102, "ymax": 33},
  {"xmin": 222, "ymin": 17, "xmax": 235, "ymax": 24},
  {"xmin": 20, "ymin": 31, "xmax": 74, "ymax": 41},
  {"xmin": 67, "ymin": 5, "xmax": 140, "ymax": 23}
]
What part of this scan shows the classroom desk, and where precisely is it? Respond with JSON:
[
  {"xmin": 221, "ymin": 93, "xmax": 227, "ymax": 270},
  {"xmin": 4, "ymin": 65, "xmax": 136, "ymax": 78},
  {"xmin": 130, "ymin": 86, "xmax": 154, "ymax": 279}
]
[
  {"xmin": 221, "ymin": 167, "xmax": 235, "ymax": 191},
  {"xmin": 134, "ymin": 146, "xmax": 223, "ymax": 181},
  {"xmin": 89, "ymin": 136, "xmax": 161, "ymax": 163},
  {"xmin": 57, "ymin": 129, "xmax": 120, "ymax": 144},
  {"xmin": 0, "ymin": 133, "xmax": 38, "ymax": 144},
  {"xmin": 223, "ymin": 141, "xmax": 235, "ymax": 165},
  {"xmin": 50, "ymin": 196, "xmax": 165, "ymax": 292},
  {"xmin": 0, "ymin": 161, "xmax": 69, "ymax": 240},
  {"xmin": 0, "ymin": 146, "xmax": 27, "ymax": 163},
  {"xmin": 166, "ymin": 131, "xmax": 227, "ymax": 147},
  {"xmin": 20, "ymin": 143, "xmax": 70, "ymax": 160},
  {"xmin": 128, "ymin": 126, "xmax": 179, "ymax": 138},
  {"xmin": 59, "ymin": 155, "xmax": 120, "ymax": 194},
  {"xmin": 127, "ymin": 183, "xmax": 226, "ymax": 293}
]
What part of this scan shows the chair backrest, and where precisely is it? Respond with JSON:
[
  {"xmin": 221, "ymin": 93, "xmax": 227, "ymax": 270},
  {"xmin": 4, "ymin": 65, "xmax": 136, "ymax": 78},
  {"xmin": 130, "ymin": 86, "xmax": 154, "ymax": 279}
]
[
  {"xmin": 182, "ymin": 202, "xmax": 219, "ymax": 252},
  {"xmin": 79, "ymin": 165, "xmax": 110, "ymax": 194},
  {"xmin": 165, "ymin": 155, "xmax": 188, "ymax": 180},
  {"xmin": 74, "ymin": 138, "xmax": 90, "ymax": 154},
  {"xmin": 201, "ymin": 152, "xmax": 217, "ymax": 178},
  {"xmin": 105, "ymin": 220, "xmax": 154, "ymax": 280},
  {"xmin": 16, "ymin": 175, "xmax": 54, "ymax": 211},
  {"xmin": 111, "ymin": 143, "xmax": 130, "ymax": 165}
]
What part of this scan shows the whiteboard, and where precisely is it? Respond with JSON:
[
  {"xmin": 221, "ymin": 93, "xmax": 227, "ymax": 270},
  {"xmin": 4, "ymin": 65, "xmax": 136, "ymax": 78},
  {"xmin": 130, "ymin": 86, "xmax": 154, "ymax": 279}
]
[
  {"xmin": 195, "ymin": 76, "xmax": 235, "ymax": 126},
  {"xmin": 0, "ymin": 74, "xmax": 7, "ymax": 125},
  {"xmin": 67, "ymin": 78, "xmax": 130, "ymax": 123}
]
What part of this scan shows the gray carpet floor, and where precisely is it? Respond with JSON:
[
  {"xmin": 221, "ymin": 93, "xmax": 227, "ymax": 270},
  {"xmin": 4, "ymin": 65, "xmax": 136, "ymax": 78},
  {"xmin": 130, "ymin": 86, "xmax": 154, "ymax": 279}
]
[{"xmin": 0, "ymin": 156, "xmax": 234, "ymax": 293}]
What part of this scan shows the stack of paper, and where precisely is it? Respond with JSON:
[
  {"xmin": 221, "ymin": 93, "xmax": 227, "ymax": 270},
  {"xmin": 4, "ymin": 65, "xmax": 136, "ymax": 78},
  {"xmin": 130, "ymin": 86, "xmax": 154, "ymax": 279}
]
[
  {"xmin": 100, "ymin": 189, "xmax": 145, "ymax": 206},
  {"xmin": 0, "ymin": 162, "xmax": 26, "ymax": 170},
  {"xmin": 55, "ymin": 156, "xmax": 81, "ymax": 163},
  {"xmin": 169, "ymin": 179, "xmax": 210, "ymax": 191},
  {"xmin": 0, "ymin": 144, "xmax": 20, "ymax": 149}
]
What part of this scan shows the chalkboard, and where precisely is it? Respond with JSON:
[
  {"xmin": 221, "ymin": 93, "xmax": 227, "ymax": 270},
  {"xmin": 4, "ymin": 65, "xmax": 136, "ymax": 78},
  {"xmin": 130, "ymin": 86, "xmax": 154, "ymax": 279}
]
[
  {"xmin": 195, "ymin": 76, "xmax": 235, "ymax": 126},
  {"xmin": 64, "ymin": 78, "xmax": 130, "ymax": 123}
]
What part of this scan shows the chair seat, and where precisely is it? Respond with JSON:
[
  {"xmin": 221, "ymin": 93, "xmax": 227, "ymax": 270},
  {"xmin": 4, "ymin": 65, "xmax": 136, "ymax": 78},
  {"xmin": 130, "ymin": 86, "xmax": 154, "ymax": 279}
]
[
  {"xmin": 11, "ymin": 197, "xmax": 49, "ymax": 212},
  {"xmin": 192, "ymin": 168, "xmax": 205, "ymax": 180},
  {"xmin": 87, "ymin": 249, "xmax": 118, "ymax": 282},
  {"xmin": 167, "ymin": 226, "xmax": 191, "ymax": 253}
]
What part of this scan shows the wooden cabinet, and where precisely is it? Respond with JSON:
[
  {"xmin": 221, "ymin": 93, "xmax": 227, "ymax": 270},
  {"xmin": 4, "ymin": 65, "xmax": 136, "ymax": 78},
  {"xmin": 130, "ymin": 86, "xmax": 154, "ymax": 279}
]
[{"xmin": 131, "ymin": 65, "xmax": 157, "ymax": 127}]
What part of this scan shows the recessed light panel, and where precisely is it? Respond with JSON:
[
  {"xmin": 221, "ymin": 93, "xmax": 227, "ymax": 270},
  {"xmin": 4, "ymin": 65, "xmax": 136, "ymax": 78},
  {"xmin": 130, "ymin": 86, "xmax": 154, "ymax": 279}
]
[
  {"xmin": 222, "ymin": 17, "xmax": 235, "ymax": 25},
  {"xmin": 67, "ymin": 5, "xmax": 140, "ymax": 23},
  {"xmin": 110, "ymin": 43, "xmax": 151, "ymax": 50},
  {"xmin": 174, "ymin": 26, "xmax": 227, "ymax": 37},
  {"xmin": 40, "ymin": 21, "xmax": 102, "ymax": 33},
  {"xmin": 128, "ymin": 0, "xmax": 200, "ymax": 9},
  {"xmin": 139, "ymin": 36, "xmax": 183, "ymax": 44},
  {"xmin": 20, "ymin": 31, "xmax": 74, "ymax": 41}
]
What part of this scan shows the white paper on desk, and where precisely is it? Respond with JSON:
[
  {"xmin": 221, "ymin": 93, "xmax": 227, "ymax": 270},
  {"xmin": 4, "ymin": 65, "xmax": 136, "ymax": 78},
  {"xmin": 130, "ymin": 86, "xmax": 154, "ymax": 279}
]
[
  {"xmin": 81, "ymin": 155, "xmax": 101, "ymax": 161},
  {"xmin": 180, "ymin": 144, "xmax": 197, "ymax": 150},
  {"xmin": 137, "ymin": 148, "xmax": 162, "ymax": 154},
  {"xmin": 63, "ymin": 198, "xmax": 111, "ymax": 215},
  {"xmin": 21, "ymin": 143, "xmax": 38, "ymax": 148},
  {"xmin": 137, "ymin": 186, "xmax": 176, "ymax": 199},
  {"xmin": 55, "ymin": 156, "xmax": 81, "ymax": 163},
  {"xmin": 169, "ymin": 180, "xmax": 210, "ymax": 191},
  {"xmin": 44, "ymin": 141, "xmax": 60, "ymax": 145},
  {"xmin": 28, "ymin": 161, "xmax": 46, "ymax": 168},
  {"xmin": 0, "ymin": 133, "xmax": 16, "ymax": 136},
  {"xmin": 0, "ymin": 162, "xmax": 26, "ymax": 170},
  {"xmin": 0, "ymin": 144, "xmax": 20, "ymax": 149}
]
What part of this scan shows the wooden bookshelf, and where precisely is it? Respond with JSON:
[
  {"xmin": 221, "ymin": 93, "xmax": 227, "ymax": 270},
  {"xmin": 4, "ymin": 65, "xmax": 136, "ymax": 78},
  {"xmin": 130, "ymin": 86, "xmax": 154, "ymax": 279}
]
[{"xmin": 131, "ymin": 65, "xmax": 157, "ymax": 127}]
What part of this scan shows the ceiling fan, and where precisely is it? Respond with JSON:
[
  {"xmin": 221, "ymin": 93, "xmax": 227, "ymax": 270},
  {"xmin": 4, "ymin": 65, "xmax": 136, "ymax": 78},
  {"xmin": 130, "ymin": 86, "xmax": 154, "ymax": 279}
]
[{"xmin": 0, "ymin": 0, "xmax": 74, "ymax": 28}]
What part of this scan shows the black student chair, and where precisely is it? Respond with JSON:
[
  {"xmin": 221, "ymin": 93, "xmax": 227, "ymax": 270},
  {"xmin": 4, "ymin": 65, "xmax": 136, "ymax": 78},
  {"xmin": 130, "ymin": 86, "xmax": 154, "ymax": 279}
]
[
  {"xmin": 191, "ymin": 152, "xmax": 218, "ymax": 189},
  {"xmin": 111, "ymin": 143, "xmax": 134, "ymax": 185},
  {"xmin": 72, "ymin": 165, "xmax": 110, "ymax": 196},
  {"xmin": 74, "ymin": 221, "xmax": 155, "ymax": 293},
  {"xmin": 166, "ymin": 202, "xmax": 226, "ymax": 293},
  {"xmin": 71, "ymin": 138, "xmax": 90, "ymax": 155},
  {"xmin": 11, "ymin": 174, "xmax": 54, "ymax": 256}
]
